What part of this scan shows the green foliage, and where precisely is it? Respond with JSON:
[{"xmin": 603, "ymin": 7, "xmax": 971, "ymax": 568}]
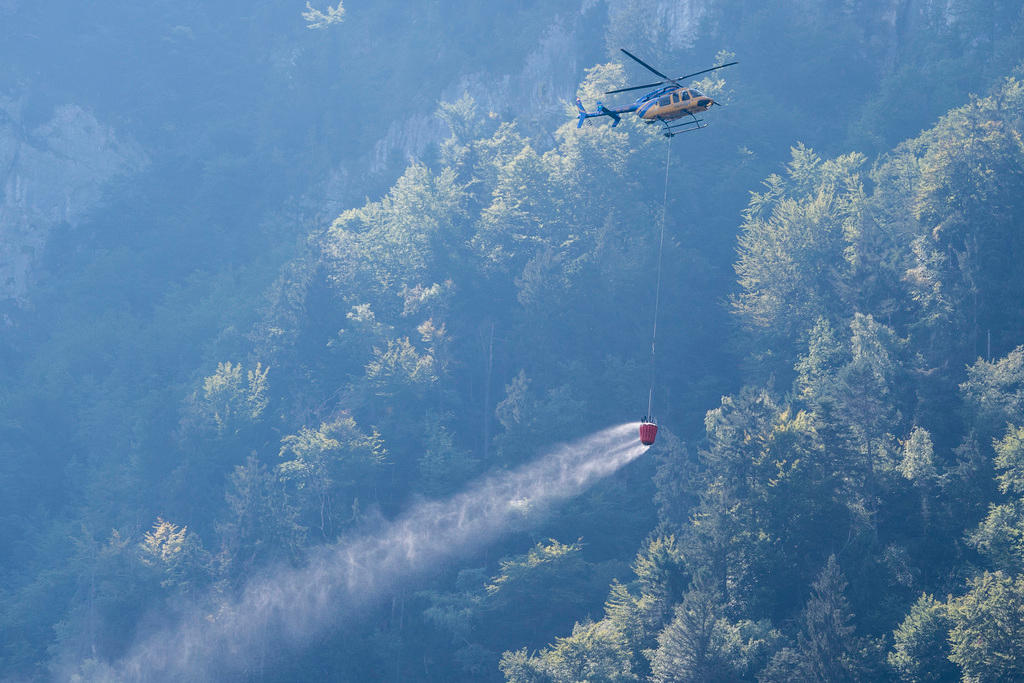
[
  {"xmin": 496, "ymin": 370, "xmax": 532, "ymax": 433},
  {"xmin": 947, "ymin": 571, "xmax": 1024, "ymax": 682},
  {"xmin": 487, "ymin": 539, "xmax": 585, "ymax": 603},
  {"xmin": 762, "ymin": 556, "xmax": 874, "ymax": 682},
  {"xmin": 794, "ymin": 555, "xmax": 859, "ymax": 680},
  {"xmin": 218, "ymin": 456, "xmax": 305, "ymax": 572},
  {"xmin": 733, "ymin": 145, "xmax": 868, "ymax": 345},
  {"xmin": 302, "ymin": 1, "xmax": 345, "ymax": 30},
  {"xmin": 632, "ymin": 534, "xmax": 687, "ymax": 620},
  {"xmin": 905, "ymin": 78, "xmax": 1024, "ymax": 359},
  {"xmin": 888, "ymin": 593, "xmax": 957, "ymax": 683},
  {"xmin": 51, "ymin": 526, "xmax": 160, "ymax": 665},
  {"xmin": 899, "ymin": 427, "xmax": 937, "ymax": 484},
  {"xmin": 995, "ymin": 424, "xmax": 1024, "ymax": 496},
  {"xmin": 278, "ymin": 415, "xmax": 386, "ymax": 537},
  {"xmin": 690, "ymin": 388, "xmax": 846, "ymax": 616},
  {"xmin": 483, "ymin": 538, "xmax": 622, "ymax": 657},
  {"xmin": 194, "ymin": 361, "xmax": 270, "ymax": 436},
  {"xmin": 968, "ymin": 424, "xmax": 1024, "ymax": 574},
  {"xmin": 138, "ymin": 517, "xmax": 210, "ymax": 593},
  {"xmin": 903, "ymin": 234, "xmax": 953, "ymax": 331},
  {"xmin": 475, "ymin": 143, "xmax": 562, "ymax": 273},
  {"xmin": 437, "ymin": 92, "xmax": 484, "ymax": 148},
  {"xmin": 499, "ymin": 649, "xmax": 544, "ymax": 683},
  {"xmin": 500, "ymin": 619, "xmax": 638, "ymax": 683},
  {"xmin": 418, "ymin": 412, "xmax": 477, "ymax": 496},
  {"xmin": 794, "ymin": 317, "xmax": 844, "ymax": 408},
  {"xmin": 650, "ymin": 432, "xmax": 697, "ymax": 527},
  {"xmin": 428, "ymin": 539, "xmax": 622, "ymax": 680},
  {"xmin": 366, "ymin": 336, "xmax": 438, "ymax": 391},
  {"xmin": 831, "ymin": 313, "xmax": 903, "ymax": 466},
  {"xmin": 970, "ymin": 502, "xmax": 1024, "ymax": 575},
  {"xmin": 601, "ymin": 580, "xmax": 651, "ymax": 663},
  {"xmin": 574, "ymin": 63, "xmax": 628, "ymax": 110},
  {"xmin": 646, "ymin": 585, "xmax": 777, "ymax": 683},
  {"xmin": 323, "ymin": 163, "xmax": 469, "ymax": 299},
  {"xmin": 493, "ymin": 375, "xmax": 587, "ymax": 467},
  {"xmin": 962, "ymin": 347, "xmax": 1024, "ymax": 436},
  {"xmin": 420, "ymin": 566, "xmax": 488, "ymax": 638}
]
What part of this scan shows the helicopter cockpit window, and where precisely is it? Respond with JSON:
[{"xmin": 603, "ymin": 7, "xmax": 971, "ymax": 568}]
[
  {"xmin": 671, "ymin": 92, "xmax": 680, "ymax": 103},
  {"xmin": 658, "ymin": 95, "xmax": 671, "ymax": 107},
  {"xmin": 690, "ymin": 89, "xmax": 703, "ymax": 97},
  {"xmin": 680, "ymin": 90, "xmax": 691, "ymax": 101}
]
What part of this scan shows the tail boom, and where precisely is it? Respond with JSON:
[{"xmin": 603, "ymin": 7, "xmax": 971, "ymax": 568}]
[{"xmin": 575, "ymin": 98, "xmax": 635, "ymax": 128}]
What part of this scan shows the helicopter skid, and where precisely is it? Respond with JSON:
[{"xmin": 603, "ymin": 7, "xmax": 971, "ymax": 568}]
[{"xmin": 660, "ymin": 117, "xmax": 706, "ymax": 137}]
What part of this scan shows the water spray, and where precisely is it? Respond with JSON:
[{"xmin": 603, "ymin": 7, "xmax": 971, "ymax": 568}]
[{"xmin": 99, "ymin": 423, "xmax": 647, "ymax": 681}]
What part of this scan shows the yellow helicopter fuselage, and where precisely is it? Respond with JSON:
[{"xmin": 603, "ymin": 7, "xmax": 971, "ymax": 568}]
[{"xmin": 638, "ymin": 87, "xmax": 716, "ymax": 122}]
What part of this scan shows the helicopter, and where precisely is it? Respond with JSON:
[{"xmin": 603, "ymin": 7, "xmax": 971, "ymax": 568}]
[{"xmin": 575, "ymin": 49, "xmax": 737, "ymax": 137}]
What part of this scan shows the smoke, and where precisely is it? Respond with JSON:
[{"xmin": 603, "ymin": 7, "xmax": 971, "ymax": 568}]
[{"xmin": 94, "ymin": 423, "xmax": 646, "ymax": 681}]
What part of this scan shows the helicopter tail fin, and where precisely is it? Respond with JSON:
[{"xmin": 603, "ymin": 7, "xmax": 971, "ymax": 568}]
[
  {"xmin": 575, "ymin": 98, "xmax": 623, "ymax": 128},
  {"xmin": 574, "ymin": 97, "xmax": 588, "ymax": 128}
]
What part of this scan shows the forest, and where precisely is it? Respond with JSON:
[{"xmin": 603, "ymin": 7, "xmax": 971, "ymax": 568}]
[{"xmin": 2, "ymin": 1, "xmax": 1024, "ymax": 681}]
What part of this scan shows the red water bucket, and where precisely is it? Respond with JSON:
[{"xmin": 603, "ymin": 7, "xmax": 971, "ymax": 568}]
[{"xmin": 639, "ymin": 422, "xmax": 658, "ymax": 445}]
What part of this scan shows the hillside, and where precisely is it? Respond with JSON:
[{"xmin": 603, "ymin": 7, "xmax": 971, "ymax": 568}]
[{"xmin": 2, "ymin": 2, "xmax": 1024, "ymax": 680}]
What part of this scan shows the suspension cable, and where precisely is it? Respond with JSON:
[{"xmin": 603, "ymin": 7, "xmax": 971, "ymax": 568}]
[{"xmin": 647, "ymin": 142, "xmax": 671, "ymax": 420}]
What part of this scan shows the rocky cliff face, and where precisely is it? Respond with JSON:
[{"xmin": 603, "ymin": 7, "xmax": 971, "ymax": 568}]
[
  {"xmin": 365, "ymin": 4, "xmax": 599, "ymax": 176},
  {"xmin": 0, "ymin": 98, "xmax": 146, "ymax": 306}
]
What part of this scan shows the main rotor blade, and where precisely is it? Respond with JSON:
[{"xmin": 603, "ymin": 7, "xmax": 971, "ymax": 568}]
[
  {"xmin": 605, "ymin": 57, "xmax": 738, "ymax": 95},
  {"xmin": 620, "ymin": 48, "xmax": 673, "ymax": 81},
  {"xmin": 675, "ymin": 61, "xmax": 738, "ymax": 82},
  {"xmin": 605, "ymin": 80, "xmax": 666, "ymax": 94}
]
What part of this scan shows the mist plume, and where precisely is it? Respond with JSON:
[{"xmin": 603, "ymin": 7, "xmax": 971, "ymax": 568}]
[{"xmin": 96, "ymin": 423, "xmax": 646, "ymax": 681}]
